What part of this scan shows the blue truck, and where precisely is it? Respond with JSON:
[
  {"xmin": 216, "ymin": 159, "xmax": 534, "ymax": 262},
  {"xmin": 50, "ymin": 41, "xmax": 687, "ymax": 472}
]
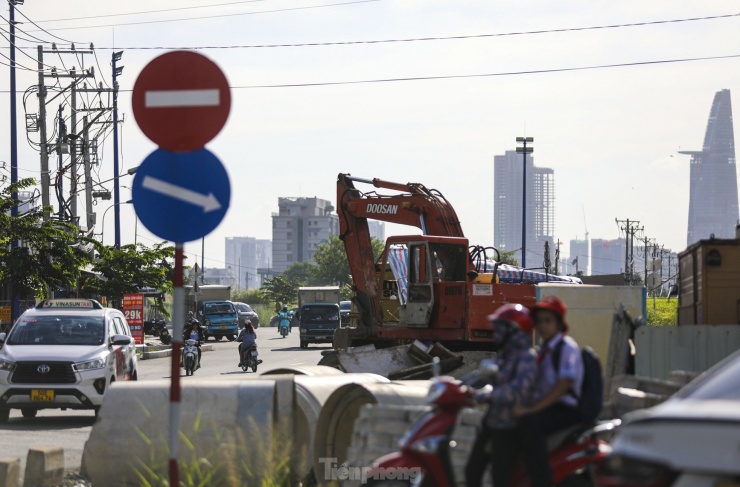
[{"xmin": 185, "ymin": 285, "xmax": 240, "ymax": 341}]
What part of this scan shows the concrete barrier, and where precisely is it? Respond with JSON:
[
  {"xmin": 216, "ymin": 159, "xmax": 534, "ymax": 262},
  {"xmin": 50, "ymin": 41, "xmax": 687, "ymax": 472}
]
[
  {"xmin": 260, "ymin": 365, "xmax": 345, "ymax": 376},
  {"xmin": 141, "ymin": 344, "xmax": 214, "ymax": 360},
  {"xmin": 81, "ymin": 377, "xmax": 292, "ymax": 486},
  {"xmin": 23, "ymin": 447, "xmax": 64, "ymax": 487},
  {"xmin": 313, "ymin": 381, "xmax": 431, "ymax": 486},
  {"xmin": 0, "ymin": 457, "xmax": 20, "ymax": 487}
]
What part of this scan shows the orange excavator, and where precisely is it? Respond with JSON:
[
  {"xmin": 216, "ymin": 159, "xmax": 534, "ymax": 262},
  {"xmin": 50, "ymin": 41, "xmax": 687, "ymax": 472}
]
[{"xmin": 333, "ymin": 173, "xmax": 537, "ymax": 350}]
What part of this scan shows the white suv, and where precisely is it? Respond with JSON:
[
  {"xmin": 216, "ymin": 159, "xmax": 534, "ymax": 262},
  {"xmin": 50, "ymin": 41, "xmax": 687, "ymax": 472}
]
[{"xmin": 0, "ymin": 299, "xmax": 139, "ymax": 421}]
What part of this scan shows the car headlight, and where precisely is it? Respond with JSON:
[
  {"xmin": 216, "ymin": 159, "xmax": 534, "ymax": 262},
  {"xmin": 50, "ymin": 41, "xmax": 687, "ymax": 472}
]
[
  {"xmin": 74, "ymin": 358, "xmax": 107, "ymax": 371},
  {"xmin": 409, "ymin": 435, "xmax": 446, "ymax": 454},
  {"xmin": 426, "ymin": 382, "xmax": 447, "ymax": 404},
  {"xmin": 300, "ymin": 328, "xmax": 307, "ymax": 333},
  {"xmin": 0, "ymin": 359, "xmax": 16, "ymax": 371}
]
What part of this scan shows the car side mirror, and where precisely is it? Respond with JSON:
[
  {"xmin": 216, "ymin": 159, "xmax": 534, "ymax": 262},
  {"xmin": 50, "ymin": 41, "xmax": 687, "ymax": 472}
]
[
  {"xmin": 111, "ymin": 334, "xmax": 133, "ymax": 346},
  {"xmin": 479, "ymin": 359, "xmax": 499, "ymax": 377},
  {"xmin": 0, "ymin": 333, "xmax": 6, "ymax": 342}
]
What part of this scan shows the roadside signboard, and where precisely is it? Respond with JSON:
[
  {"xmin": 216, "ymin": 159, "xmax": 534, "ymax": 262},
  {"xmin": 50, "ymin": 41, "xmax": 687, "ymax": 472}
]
[
  {"xmin": 131, "ymin": 148, "xmax": 230, "ymax": 242},
  {"xmin": 123, "ymin": 294, "xmax": 145, "ymax": 345},
  {"xmin": 132, "ymin": 51, "xmax": 231, "ymax": 152},
  {"xmin": 0, "ymin": 306, "xmax": 10, "ymax": 323}
]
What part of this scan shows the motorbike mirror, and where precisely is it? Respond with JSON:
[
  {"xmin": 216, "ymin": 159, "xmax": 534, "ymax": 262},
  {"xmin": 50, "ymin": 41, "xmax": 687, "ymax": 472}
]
[
  {"xmin": 479, "ymin": 359, "xmax": 499, "ymax": 377},
  {"xmin": 431, "ymin": 356, "xmax": 441, "ymax": 378}
]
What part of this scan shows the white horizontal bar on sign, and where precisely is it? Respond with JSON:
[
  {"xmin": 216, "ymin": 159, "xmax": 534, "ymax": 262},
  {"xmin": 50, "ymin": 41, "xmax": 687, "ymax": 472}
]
[{"xmin": 145, "ymin": 89, "xmax": 220, "ymax": 108}]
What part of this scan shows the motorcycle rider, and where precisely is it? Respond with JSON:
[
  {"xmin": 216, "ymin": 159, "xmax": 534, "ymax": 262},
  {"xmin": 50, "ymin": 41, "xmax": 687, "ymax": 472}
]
[
  {"xmin": 183, "ymin": 319, "xmax": 203, "ymax": 369},
  {"xmin": 236, "ymin": 321, "xmax": 259, "ymax": 366},
  {"xmin": 465, "ymin": 304, "xmax": 538, "ymax": 487},
  {"xmin": 513, "ymin": 295, "xmax": 585, "ymax": 487},
  {"xmin": 277, "ymin": 305, "xmax": 291, "ymax": 334}
]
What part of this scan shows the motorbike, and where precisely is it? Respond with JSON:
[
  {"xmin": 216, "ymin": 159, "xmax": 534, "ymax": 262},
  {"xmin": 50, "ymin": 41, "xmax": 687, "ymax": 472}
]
[
  {"xmin": 151, "ymin": 318, "xmax": 171, "ymax": 345},
  {"xmin": 239, "ymin": 345, "xmax": 261, "ymax": 373},
  {"xmin": 183, "ymin": 339, "xmax": 199, "ymax": 376},
  {"xmin": 363, "ymin": 358, "xmax": 620, "ymax": 487},
  {"xmin": 278, "ymin": 313, "xmax": 291, "ymax": 338}
]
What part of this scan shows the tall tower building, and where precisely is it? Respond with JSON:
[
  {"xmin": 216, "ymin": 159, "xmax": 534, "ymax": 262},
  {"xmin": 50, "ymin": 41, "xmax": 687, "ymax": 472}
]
[
  {"xmin": 494, "ymin": 150, "xmax": 555, "ymax": 266},
  {"xmin": 225, "ymin": 237, "xmax": 272, "ymax": 290},
  {"xmin": 569, "ymin": 239, "xmax": 589, "ymax": 275},
  {"xmin": 271, "ymin": 197, "xmax": 339, "ymax": 273},
  {"xmin": 682, "ymin": 89, "xmax": 739, "ymax": 246}
]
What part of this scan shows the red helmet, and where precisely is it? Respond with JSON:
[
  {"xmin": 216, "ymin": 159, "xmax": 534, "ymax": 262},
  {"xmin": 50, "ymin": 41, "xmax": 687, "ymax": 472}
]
[
  {"xmin": 488, "ymin": 303, "xmax": 533, "ymax": 334},
  {"xmin": 532, "ymin": 295, "xmax": 568, "ymax": 332}
]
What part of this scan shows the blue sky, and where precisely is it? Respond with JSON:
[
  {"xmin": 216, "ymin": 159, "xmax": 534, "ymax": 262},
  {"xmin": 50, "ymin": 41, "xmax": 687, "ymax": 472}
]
[{"xmin": 2, "ymin": 0, "xmax": 739, "ymax": 271}]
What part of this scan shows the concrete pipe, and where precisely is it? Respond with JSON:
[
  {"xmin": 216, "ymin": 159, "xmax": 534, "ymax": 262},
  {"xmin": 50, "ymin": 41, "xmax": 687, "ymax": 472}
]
[
  {"xmin": 261, "ymin": 365, "xmax": 345, "ymax": 376},
  {"xmin": 81, "ymin": 377, "xmax": 292, "ymax": 487},
  {"xmin": 292, "ymin": 374, "xmax": 390, "ymax": 481},
  {"xmin": 312, "ymin": 381, "xmax": 432, "ymax": 485}
]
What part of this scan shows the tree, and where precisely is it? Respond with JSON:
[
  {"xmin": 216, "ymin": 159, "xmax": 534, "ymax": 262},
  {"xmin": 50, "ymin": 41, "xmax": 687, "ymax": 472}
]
[
  {"xmin": 0, "ymin": 179, "xmax": 92, "ymax": 306},
  {"xmin": 85, "ymin": 242, "xmax": 175, "ymax": 313},
  {"xmin": 282, "ymin": 261, "xmax": 319, "ymax": 286},
  {"xmin": 497, "ymin": 249, "xmax": 520, "ymax": 266},
  {"xmin": 311, "ymin": 236, "xmax": 385, "ymax": 287},
  {"xmin": 259, "ymin": 275, "xmax": 298, "ymax": 312}
]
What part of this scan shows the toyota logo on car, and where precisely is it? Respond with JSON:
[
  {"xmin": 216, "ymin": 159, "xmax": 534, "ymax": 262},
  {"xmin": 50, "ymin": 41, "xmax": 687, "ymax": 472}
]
[{"xmin": 37, "ymin": 364, "xmax": 50, "ymax": 374}]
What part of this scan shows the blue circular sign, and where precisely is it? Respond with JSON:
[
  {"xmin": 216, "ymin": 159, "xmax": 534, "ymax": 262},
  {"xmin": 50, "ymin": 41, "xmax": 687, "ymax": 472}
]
[{"xmin": 132, "ymin": 148, "xmax": 230, "ymax": 242}]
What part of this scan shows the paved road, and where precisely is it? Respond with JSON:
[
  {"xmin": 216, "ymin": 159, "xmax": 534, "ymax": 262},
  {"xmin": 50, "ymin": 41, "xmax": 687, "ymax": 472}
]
[{"xmin": 0, "ymin": 327, "xmax": 329, "ymax": 476}]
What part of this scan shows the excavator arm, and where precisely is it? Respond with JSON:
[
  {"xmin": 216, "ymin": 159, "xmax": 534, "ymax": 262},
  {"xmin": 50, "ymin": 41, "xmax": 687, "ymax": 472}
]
[{"xmin": 337, "ymin": 173, "xmax": 466, "ymax": 331}]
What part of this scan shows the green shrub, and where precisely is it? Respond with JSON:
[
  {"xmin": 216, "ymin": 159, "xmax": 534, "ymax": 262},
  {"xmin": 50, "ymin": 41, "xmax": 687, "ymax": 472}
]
[{"xmin": 647, "ymin": 297, "xmax": 677, "ymax": 326}]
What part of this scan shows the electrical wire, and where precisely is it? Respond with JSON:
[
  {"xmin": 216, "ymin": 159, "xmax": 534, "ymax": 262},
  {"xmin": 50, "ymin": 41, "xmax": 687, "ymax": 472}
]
[
  {"xmin": 32, "ymin": 0, "xmax": 277, "ymax": 24},
  {"xmin": 13, "ymin": 6, "xmax": 82, "ymax": 44},
  {"xmin": 86, "ymin": 11, "xmax": 740, "ymax": 50},
  {"xmin": 32, "ymin": 0, "xmax": 380, "ymax": 32}
]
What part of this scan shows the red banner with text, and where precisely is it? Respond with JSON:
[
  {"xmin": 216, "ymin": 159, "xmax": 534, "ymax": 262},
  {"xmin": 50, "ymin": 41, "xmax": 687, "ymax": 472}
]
[{"xmin": 123, "ymin": 294, "xmax": 145, "ymax": 345}]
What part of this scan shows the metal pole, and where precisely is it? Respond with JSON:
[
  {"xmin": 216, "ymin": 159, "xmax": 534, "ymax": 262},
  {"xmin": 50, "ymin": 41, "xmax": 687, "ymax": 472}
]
[
  {"xmin": 83, "ymin": 116, "xmax": 95, "ymax": 232},
  {"xmin": 169, "ymin": 243, "xmax": 185, "ymax": 487},
  {"xmin": 57, "ymin": 105, "xmax": 64, "ymax": 220},
  {"xmin": 521, "ymin": 141, "xmax": 527, "ymax": 268},
  {"xmin": 201, "ymin": 237, "xmax": 205, "ymax": 284},
  {"xmin": 70, "ymin": 68, "xmax": 78, "ymax": 226},
  {"xmin": 9, "ymin": 3, "xmax": 19, "ymax": 320},
  {"xmin": 112, "ymin": 53, "xmax": 121, "ymax": 248}
]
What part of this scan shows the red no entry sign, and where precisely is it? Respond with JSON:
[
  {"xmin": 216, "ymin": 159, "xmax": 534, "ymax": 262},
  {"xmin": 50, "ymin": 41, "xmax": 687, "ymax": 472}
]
[{"xmin": 132, "ymin": 51, "xmax": 231, "ymax": 152}]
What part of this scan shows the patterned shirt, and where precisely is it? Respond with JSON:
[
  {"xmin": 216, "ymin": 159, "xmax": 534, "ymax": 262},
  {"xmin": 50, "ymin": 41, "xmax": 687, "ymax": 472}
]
[{"xmin": 533, "ymin": 333, "xmax": 584, "ymax": 408}]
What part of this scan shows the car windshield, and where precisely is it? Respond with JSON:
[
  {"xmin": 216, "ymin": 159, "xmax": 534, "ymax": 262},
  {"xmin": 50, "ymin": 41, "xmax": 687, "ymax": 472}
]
[
  {"xmin": 300, "ymin": 305, "xmax": 339, "ymax": 323},
  {"xmin": 7, "ymin": 315, "xmax": 105, "ymax": 346},
  {"xmin": 676, "ymin": 352, "xmax": 740, "ymax": 401},
  {"xmin": 236, "ymin": 304, "xmax": 252, "ymax": 313},
  {"xmin": 340, "ymin": 302, "xmax": 351, "ymax": 311},
  {"xmin": 204, "ymin": 302, "xmax": 234, "ymax": 315}
]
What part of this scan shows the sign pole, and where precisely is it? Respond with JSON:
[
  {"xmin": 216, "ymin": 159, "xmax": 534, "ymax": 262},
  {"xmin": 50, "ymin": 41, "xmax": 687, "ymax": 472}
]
[{"xmin": 169, "ymin": 243, "xmax": 185, "ymax": 486}]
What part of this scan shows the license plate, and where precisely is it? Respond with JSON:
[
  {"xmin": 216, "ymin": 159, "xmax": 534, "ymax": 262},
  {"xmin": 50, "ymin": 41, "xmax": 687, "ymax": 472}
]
[
  {"xmin": 220, "ymin": 326, "xmax": 227, "ymax": 330},
  {"xmin": 30, "ymin": 389, "xmax": 55, "ymax": 402}
]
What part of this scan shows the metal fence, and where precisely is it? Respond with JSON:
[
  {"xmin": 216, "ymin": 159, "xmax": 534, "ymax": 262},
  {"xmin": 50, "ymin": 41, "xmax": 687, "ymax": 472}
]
[{"xmin": 635, "ymin": 325, "xmax": 740, "ymax": 380}]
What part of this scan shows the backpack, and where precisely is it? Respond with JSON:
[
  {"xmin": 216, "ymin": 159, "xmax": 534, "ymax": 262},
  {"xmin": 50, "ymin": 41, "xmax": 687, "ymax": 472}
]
[{"xmin": 552, "ymin": 340, "xmax": 604, "ymax": 423}]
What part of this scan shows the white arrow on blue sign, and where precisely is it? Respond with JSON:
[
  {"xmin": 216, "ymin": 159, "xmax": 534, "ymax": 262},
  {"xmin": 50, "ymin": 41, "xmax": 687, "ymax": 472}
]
[{"xmin": 132, "ymin": 148, "xmax": 230, "ymax": 242}]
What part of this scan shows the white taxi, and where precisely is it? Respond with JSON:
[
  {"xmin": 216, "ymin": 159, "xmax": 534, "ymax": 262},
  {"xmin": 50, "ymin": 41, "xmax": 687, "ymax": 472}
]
[{"xmin": 0, "ymin": 299, "xmax": 138, "ymax": 421}]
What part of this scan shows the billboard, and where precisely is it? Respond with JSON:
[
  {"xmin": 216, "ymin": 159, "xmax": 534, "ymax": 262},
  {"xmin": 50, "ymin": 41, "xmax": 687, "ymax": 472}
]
[{"xmin": 123, "ymin": 293, "xmax": 145, "ymax": 345}]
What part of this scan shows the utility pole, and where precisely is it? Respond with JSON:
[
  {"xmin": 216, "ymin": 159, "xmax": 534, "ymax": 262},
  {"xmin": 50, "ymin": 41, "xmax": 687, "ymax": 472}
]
[
  {"xmin": 82, "ymin": 115, "xmax": 95, "ymax": 232},
  {"xmin": 9, "ymin": 0, "xmax": 21, "ymax": 321},
  {"xmin": 516, "ymin": 137, "xmax": 533, "ymax": 267},
  {"xmin": 56, "ymin": 105, "xmax": 65, "ymax": 220},
  {"xmin": 641, "ymin": 234, "xmax": 652, "ymax": 289},
  {"xmin": 616, "ymin": 218, "xmax": 641, "ymax": 282},
  {"xmin": 69, "ymin": 68, "xmax": 78, "ymax": 225},
  {"xmin": 544, "ymin": 240, "xmax": 551, "ymax": 274},
  {"xmin": 554, "ymin": 240, "xmax": 560, "ymax": 275},
  {"xmin": 112, "ymin": 51, "xmax": 123, "ymax": 247},
  {"xmin": 37, "ymin": 46, "xmax": 51, "ymax": 221}
]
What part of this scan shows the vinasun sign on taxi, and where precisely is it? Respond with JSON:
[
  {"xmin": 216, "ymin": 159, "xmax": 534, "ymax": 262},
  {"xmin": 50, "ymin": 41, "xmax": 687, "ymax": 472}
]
[{"xmin": 122, "ymin": 294, "xmax": 145, "ymax": 345}]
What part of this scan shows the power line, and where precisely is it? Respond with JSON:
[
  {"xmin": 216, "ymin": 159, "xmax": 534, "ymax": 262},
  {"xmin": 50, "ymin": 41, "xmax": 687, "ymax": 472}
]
[
  {"xmin": 13, "ymin": 6, "xmax": 82, "ymax": 44},
  {"xmin": 86, "ymin": 11, "xmax": 740, "ymax": 50},
  {"xmin": 29, "ymin": 0, "xmax": 380, "ymax": 32},
  {"xmin": 31, "ymin": 0, "xmax": 277, "ymax": 24}
]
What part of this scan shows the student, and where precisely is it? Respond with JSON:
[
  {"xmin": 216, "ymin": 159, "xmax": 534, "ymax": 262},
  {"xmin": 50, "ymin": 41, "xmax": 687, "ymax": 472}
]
[
  {"xmin": 513, "ymin": 296, "xmax": 584, "ymax": 487},
  {"xmin": 465, "ymin": 304, "xmax": 537, "ymax": 487}
]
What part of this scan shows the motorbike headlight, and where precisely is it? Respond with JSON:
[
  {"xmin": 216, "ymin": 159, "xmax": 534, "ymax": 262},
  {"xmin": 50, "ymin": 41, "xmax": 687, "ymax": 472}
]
[
  {"xmin": 74, "ymin": 358, "xmax": 107, "ymax": 371},
  {"xmin": 409, "ymin": 435, "xmax": 446, "ymax": 454},
  {"xmin": 426, "ymin": 382, "xmax": 447, "ymax": 404},
  {"xmin": 0, "ymin": 359, "xmax": 16, "ymax": 371}
]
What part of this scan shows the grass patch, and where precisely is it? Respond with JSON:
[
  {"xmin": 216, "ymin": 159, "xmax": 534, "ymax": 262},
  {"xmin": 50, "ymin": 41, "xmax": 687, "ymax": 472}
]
[
  {"xmin": 647, "ymin": 297, "xmax": 677, "ymax": 326},
  {"xmin": 253, "ymin": 304, "xmax": 274, "ymax": 328}
]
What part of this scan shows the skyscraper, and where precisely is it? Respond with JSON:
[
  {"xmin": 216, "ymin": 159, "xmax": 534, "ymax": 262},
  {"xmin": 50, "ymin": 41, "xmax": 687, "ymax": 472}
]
[
  {"xmin": 225, "ymin": 237, "xmax": 272, "ymax": 290},
  {"xmin": 591, "ymin": 238, "xmax": 626, "ymax": 276},
  {"xmin": 271, "ymin": 197, "xmax": 339, "ymax": 273},
  {"xmin": 494, "ymin": 150, "xmax": 555, "ymax": 266},
  {"xmin": 682, "ymin": 89, "xmax": 739, "ymax": 246},
  {"xmin": 569, "ymin": 239, "xmax": 589, "ymax": 275}
]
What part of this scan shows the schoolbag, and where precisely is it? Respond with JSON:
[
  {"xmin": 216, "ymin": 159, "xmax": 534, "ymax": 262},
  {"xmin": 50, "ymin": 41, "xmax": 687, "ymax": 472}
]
[{"xmin": 552, "ymin": 340, "xmax": 604, "ymax": 423}]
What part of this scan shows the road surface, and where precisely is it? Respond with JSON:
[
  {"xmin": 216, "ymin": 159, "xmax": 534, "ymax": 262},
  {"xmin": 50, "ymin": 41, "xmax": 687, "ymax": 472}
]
[{"xmin": 0, "ymin": 327, "xmax": 329, "ymax": 476}]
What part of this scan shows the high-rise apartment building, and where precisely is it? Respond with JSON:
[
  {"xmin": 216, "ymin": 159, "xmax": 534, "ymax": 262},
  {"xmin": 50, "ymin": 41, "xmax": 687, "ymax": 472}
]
[
  {"xmin": 494, "ymin": 150, "xmax": 555, "ymax": 266},
  {"xmin": 271, "ymin": 197, "xmax": 339, "ymax": 273},
  {"xmin": 591, "ymin": 238, "xmax": 626, "ymax": 276},
  {"xmin": 569, "ymin": 239, "xmax": 589, "ymax": 275},
  {"xmin": 225, "ymin": 237, "xmax": 272, "ymax": 290},
  {"xmin": 367, "ymin": 220, "xmax": 386, "ymax": 242},
  {"xmin": 682, "ymin": 89, "xmax": 739, "ymax": 246}
]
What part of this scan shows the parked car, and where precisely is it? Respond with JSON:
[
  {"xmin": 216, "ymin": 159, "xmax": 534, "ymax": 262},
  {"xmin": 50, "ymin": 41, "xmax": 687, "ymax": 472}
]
[
  {"xmin": 595, "ymin": 349, "xmax": 740, "ymax": 486},
  {"xmin": 340, "ymin": 301, "xmax": 351, "ymax": 326},
  {"xmin": 0, "ymin": 299, "xmax": 139, "ymax": 422},
  {"xmin": 233, "ymin": 302, "xmax": 260, "ymax": 328}
]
